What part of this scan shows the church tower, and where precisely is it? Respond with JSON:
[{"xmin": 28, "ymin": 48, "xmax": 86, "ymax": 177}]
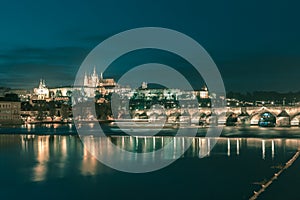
[
  {"xmin": 84, "ymin": 72, "xmax": 89, "ymax": 86},
  {"xmin": 91, "ymin": 66, "xmax": 99, "ymax": 87},
  {"xmin": 34, "ymin": 78, "xmax": 49, "ymax": 100}
]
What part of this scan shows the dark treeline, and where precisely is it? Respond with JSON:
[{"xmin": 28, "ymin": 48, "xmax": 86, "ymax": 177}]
[{"xmin": 227, "ymin": 91, "xmax": 300, "ymax": 102}]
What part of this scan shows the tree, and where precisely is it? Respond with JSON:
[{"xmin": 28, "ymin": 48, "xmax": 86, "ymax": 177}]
[
  {"xmin": 61, "ymin": 103, "xmax": 69, "ymax": 119},
  {"xmin": 56, "ymin": 90, "xmax": 62, "ymax": 97},
  {"xmin": 48, "ymin": 101, "xmax": 56, "ymax": 121},
  {"xmin": 66, "ymin": 90, "xmax": 72, "ymax": 97},
  {"xmin": 34, "ymin": 101, "xmax": 47, "ymax": 121}
]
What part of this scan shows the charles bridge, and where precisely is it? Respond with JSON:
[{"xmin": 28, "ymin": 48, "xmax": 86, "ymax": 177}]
[{"xmin": 133, "ymin": 106, "xmax": 300, "ymax": 126}]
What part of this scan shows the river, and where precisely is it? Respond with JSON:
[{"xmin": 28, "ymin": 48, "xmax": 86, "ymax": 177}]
[{"xmin": 0, "ymin": 124, "xmax": 300, "ymax": 199}]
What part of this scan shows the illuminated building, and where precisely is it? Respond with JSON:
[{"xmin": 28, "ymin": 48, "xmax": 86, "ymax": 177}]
[
  {"xmin": 33, "ymin": 79, "xmax": 49, "ymax": 100},
  {"xmin": 199, "ymin": 85, "xmax": 209, "ymax": 99},
  {"xmin": 83, "ymin": 67, "xmax": 116, "ymax": 97},
  {"xmin": 49, "ymin": 87, "xmax": 73, "ymax": 98},
  {"xmin": 84, "ymin": 67, "xmax": 99, "ymax": 88},
  {"xmin": 0, "ymin": 94, "xmax": 21, "ymax": 124}
]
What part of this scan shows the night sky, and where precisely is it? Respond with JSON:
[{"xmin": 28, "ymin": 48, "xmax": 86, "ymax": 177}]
[{"xmin": 0, "ymin": 0, "xmax": 300, "ymax": 92}]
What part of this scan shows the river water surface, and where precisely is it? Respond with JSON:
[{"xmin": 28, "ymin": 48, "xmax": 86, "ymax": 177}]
[{"xmin": 1, "ymin": 124, "xmax": 300, "ymax": 199}]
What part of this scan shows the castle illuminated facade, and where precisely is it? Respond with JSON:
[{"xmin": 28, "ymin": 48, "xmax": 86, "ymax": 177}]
[{"xmin": 83, "ymin": 67, "xmax": 116, "ymax": 97}]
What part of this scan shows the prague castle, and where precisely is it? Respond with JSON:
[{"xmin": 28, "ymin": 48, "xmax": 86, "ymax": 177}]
[
  {"xmin": 31, "ymin": 67, "xmax": 117, "ymax": 99},
  {"xmin": 83, "ymin": 67, "xmax": 116, "ymax": 97}
]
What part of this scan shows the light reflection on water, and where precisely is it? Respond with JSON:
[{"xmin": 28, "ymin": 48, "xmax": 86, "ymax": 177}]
[
  {"xmin": 18, "ymin": 135, "xmax": 101, "ymax": 182},
  {"xmin": 1, "ymin": 133, "xmax": 300, "ymax": 199},
  {"xmin": 2, "ymin": 127, "xmax": 300, "ymax": 199},
  {"xmin": 0, "ymin": 134, "xmax": 291, "ymax": 183},
  {"xmin": 33, "ymin": 135, "xmax": 49, "ymax": 181}
]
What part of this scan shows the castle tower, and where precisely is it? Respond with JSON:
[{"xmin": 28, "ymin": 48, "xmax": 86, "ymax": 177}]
[
  {"xmin": 39, "ymin": 79, "xmax": 43, "ymax": 88},
  {"xmin": 200, "ymin": 85, "xmax": 209, "ymax": 99},
  {"xmin": 141, "ymin": 82, "xmax": 148, "ymax": 89},
  {"xmin": 91, "ymin": 66, "xmax": 99, "ymax": 87},
  {"xmin": 84, "ymin": 72, "xmax": 89, "ymax": 86}
]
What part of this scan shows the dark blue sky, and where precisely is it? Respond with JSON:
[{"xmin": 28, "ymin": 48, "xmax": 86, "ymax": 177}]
[{"xmin": 0, "ymin": 0, "xmax": 300, "ymax": 92}]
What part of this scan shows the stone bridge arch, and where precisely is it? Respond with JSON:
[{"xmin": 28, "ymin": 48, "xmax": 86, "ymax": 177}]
[
  {"xmin": 249, "ymin": 108, "xmax": 278, "ymax": 125},
  {"xmin": 225, "ymin": 112, "xmax": 239, "ymax": 126},
  {"xmin": 290, "ymin": 113, "xmax": 300, "ymax": 126}
]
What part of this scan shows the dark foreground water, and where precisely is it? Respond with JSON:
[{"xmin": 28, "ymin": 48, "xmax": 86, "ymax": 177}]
[{"xmin": 1, "ymin": 125, "xmax": 300, "ymax": 199}]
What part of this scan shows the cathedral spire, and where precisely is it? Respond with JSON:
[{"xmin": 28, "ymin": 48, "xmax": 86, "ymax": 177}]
[
  {"xmin": 100, "ymin": 72, "xmax": 103, "ymax": 80},
  {"xmin": 93, "ymin": 66, "xmax": 97, "ymax": 76},
  {"xmin": 39, "ymin": 78, "xmax": 43, "ymax": 88},
  {"xmin": 84, "ymin": 72, "xmax": 88, "ymax": 86}
]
